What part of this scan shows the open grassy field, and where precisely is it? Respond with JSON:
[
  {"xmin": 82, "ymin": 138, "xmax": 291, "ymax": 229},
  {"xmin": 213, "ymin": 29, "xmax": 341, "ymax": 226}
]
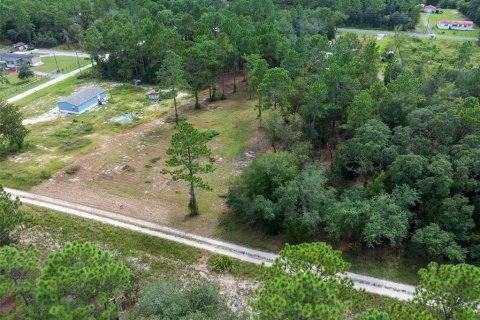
[
  {"xmin": 0, "ymin": 73, "xmax": 50, "ymax": 100},
  {"xmin": 32, "ymin": 55, "xmax": 91, "ymax": 74},
  {"xmin": 421, "ymin": 9, "xmax": 479, "ymax": 37},
  {"xmin": 0, "ymin": 71, "xmax": 173, "ymax": 189}
]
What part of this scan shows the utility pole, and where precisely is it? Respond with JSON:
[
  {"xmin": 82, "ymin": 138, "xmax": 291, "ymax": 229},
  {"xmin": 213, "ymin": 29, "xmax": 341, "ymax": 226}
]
[
  {"xmin": 75, "ymin": 52, "xmax": 82, "ymax": 73},
  {"xmin": 53, "ymin": 53, "xmax": 60, "ymax": 73}
]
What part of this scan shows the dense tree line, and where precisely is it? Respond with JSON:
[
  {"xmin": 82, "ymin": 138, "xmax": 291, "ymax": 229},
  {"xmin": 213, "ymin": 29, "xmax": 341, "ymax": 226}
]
[{"xmin": 227, "ymin": 32, "xmax": 480, "ymax": 266}]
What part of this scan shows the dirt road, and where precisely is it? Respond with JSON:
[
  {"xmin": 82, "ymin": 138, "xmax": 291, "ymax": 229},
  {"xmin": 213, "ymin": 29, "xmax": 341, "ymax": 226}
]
[{"xmin": 6, "ymin": 187, "xmax": 416, "ymax": 301}]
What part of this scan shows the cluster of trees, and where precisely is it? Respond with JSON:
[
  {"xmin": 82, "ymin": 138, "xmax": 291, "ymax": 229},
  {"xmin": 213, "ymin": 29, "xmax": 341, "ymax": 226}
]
[
  {"xmin": 0, "ymin": 0, "xmax": 420, "ymax": 50},
  {"xmin": 252, "ymin": 242, "xmax": 480, "ymax": 319},
  {"xmin": 274, "ymin": 0, "xmax": 421, "ymax": 29},
  {"xmin": 228, "ymin": 32, "xmax": 480, "ymax": 265},
  {"xmin": 0, "ymin": 103, "xmax": 28, "ymax": 153},
  {"xmin": 3, "ymin": 186, "xmax": 480, "ymax": 319}
]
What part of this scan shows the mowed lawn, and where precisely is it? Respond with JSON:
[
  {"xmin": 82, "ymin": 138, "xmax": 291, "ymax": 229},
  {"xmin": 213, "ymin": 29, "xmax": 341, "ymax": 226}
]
[
  {"xmin": 32, "ymin": 55, "xmax": 91, "ymax": 74},
  {"xmin": 0, "ymin": 73, "xmax": 49, "ymax": 100},
  {"xmin": 425, "ymin": 9, "xmax": 479, "ymax": 37}
]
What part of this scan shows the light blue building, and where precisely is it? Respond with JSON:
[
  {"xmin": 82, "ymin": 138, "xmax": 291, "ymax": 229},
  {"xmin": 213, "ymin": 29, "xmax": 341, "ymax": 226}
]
[{"xmin": 57, "ymin": 86, "xmax": 106, "ymax": 114}]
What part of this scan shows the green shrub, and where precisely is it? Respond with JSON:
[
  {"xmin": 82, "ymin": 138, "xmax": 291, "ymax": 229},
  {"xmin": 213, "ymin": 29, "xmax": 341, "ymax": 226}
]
[
  {"xmin": 65, "ymin": 165, "xmax": 81, "ymax": 175},
  {"xmin": 203, "ymin": 129, "xmax": 220, "ymax": 140},
  {"xmin": 209, "ymin": 255, "xmax": 235, "ymax": 273},
  {"xmin": 54, "ymin": 128, "xmax": 75, "ymax": 138},
  {"xmin": 132, "ymin": 280, "xmax": 238, "ymax": 319},
  {"xmin": 39, "ymin": 171, "xmax": 51, "ymax": 180},
  {"xmin": 149, "ymin": 156, "xmax": 161, "ymax": 164}
]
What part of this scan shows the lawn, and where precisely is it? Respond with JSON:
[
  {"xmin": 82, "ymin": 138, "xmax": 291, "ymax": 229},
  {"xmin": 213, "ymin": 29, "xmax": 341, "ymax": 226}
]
[
  {"xmin": 32, "ymin": 55, "xmax": 91, "ymax": 74},
  {"xmin": 422, "ymin": 9, "xmax": 479, "ymax": 38},
  {"xmin": 0, "ymin": 73, "xmax": 50, "ymax": 100},
  {"xmin": 0, "ymin": 70, "xmax": 173, "ymax": 189}
]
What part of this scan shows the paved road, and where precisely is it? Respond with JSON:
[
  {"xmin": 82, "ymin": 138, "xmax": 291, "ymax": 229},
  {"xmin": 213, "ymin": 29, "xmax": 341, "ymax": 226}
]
[
  {"xmin": 31, "ymin": 49, "xmax": 90, "ymax": 58},
  {"xmin": 338, "ymin": 27, "xmax": 478, "ymax": 41},
  {"xmin": 5, "ymin": 187, "xmax": 416, "ymax": 301},
  {"xmin": 6, "ymin": 63, "xmax": 93, "ymax": 104}
]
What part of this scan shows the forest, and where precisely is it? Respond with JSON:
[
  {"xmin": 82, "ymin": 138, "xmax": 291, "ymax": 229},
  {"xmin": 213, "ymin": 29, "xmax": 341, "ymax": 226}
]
[
  {"xmin": 1, "ymin": 0, "xmax": 480, "ymax": 319},
  {"xmin": 0, "ymin": 0, "xmax": 421, "ymax": 49}
]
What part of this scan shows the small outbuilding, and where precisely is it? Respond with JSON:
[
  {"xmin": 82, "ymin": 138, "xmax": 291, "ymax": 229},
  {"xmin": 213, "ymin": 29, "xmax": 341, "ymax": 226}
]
[
  {"xmin": 148, "ymin": 91, "xmax": 160, "ymax": 100},
  {"xmin": 58, "ymin": 86, "xmax": 107, "ymax": 114},
  {"xmin": 423, "ymin": 5, "xmax": 440, "ymax": 14},
  {"xmin": 12, "ymin": 42, "xmax": 27, "ymax": 51}
]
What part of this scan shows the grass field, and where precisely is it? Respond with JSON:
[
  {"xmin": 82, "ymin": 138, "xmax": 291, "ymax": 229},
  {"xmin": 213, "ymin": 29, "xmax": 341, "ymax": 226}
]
[
  {"xmin": 0, "ymin": 73, "xmax": 50, "ymax": 100},
  {"xmin": 0, "ymin": 71, "xmax": 172, "ymax": 189},
  {"xmin": 32, "ymin": 55, "xmax": 91, "ymax": 74},
  {"xmin": 421, "ymin": 9, "xmax": 479, "ymax": 38}
]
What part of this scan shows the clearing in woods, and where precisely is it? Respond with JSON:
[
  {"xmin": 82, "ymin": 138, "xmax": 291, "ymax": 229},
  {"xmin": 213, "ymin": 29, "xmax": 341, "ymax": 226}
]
[{"xmin": 30, "ymin": 76, "xmax": 276, "ymax": 249}]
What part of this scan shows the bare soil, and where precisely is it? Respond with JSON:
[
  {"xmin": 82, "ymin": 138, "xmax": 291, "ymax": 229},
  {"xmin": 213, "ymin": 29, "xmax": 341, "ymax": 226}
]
[{"xmin": 32, "ymin": 77, "xmax": 269, "ymax": 239}]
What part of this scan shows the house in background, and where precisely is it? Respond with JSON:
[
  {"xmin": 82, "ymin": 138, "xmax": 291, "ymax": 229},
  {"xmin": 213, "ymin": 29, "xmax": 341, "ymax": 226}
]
[
  {"xmin": 0, "ymin": 52, "xmax": 42, "ymax": 68},
  {"xmin": 12, "ymin": 42, "xmax": 27, "ymax": 51},
  {"xmin": 57, "ymin": 86, "xmax": 107, "ymax": 114},
  {"xmin": 437, "ymin": 20, "xmax": 474, "ymax": 30},
  {"xmin": 423, "ymin": 5, "xmax": 440, "ymax": 14}
]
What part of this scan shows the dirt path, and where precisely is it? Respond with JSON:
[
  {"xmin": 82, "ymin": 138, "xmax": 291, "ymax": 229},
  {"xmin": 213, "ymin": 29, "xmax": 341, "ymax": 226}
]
[{"xmin": 7, "ymin": 187, "xmax": 416, "ymax": 301}]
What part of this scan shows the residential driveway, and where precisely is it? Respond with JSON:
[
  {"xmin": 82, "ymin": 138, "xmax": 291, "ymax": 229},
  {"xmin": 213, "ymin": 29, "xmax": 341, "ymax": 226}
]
[{"xmin": 6, "ymin": 63, "xmax": 93, "ymax": 104}]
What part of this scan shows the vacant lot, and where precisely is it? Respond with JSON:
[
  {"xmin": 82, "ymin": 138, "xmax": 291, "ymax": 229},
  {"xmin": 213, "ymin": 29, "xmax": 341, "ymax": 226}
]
[
  {"xmin": 0, "ymin": 72, "xmax": 173, "ymax": 189},
  {"xmin": 27, "ymin": 77, "xmax": 276, "ymax": 249}
]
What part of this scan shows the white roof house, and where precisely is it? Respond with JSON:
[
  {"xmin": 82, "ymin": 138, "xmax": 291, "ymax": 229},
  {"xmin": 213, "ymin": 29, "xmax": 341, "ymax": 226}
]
[{"xmin": 437, "ymin": 20, "xmax": 474, "ymax": 31}]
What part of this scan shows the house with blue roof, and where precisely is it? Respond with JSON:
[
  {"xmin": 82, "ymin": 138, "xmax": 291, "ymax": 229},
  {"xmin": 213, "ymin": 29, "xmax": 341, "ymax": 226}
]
[{"xmin": 57, "ymin": 86, "xmax": 106, "ymax": 114}]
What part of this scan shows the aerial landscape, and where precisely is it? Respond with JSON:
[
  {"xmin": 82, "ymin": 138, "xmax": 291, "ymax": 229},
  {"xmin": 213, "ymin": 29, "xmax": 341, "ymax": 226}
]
[{"xmin": 0, "ymin": 0, "xmax": 480, "ymax": 319}]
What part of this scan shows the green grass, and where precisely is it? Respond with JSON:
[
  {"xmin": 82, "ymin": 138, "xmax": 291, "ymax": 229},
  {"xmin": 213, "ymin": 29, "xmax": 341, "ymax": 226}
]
[
  {"xmin": 0, "ymin": 71, "xmax": 171, "ymax": 190},
  {"xmin": 23, "ymin": 205, "xmax": 203, "ymax": 281},
  {"xmin": 21, "ymin": 204, "xmax": 405, "ymax": 314},
  {"xmin": 0, "ymin": 74, "xmax": 50, "ymax": 100},
  {"xmin": 422, "ymin": 10, "xmax": 479, "ymax": 38},
  {"xmin": 33, "ymin": 55, "xmax": 91, "ymax": 74}
]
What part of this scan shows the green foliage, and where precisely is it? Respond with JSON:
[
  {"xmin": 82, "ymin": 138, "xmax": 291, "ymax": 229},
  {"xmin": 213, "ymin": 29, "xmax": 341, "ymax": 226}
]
[
  {"xmin": 149, "ymin": 156, "xmax": 161, "ymax": 164},
  {"xmin": 227, "ymin": 151, "xmax": 301, "ymax": 233},
  {"xmin": 162, "ymin": 122, "xmax": 215, "ymax": 215},
  {"xmin": 132, "ymin": 280, "xmax": 238, "ymax": 320},
  {"xmin": 415, "ymin": 262, "xmax": 480, "ymax": 319},
  {"xmin": 258, "ymin": 68, "xmax": 293, "ymax": 112},
  {"xmin": 17, "ymin": 63, "xmax": 34, "ymax": 80},
  {"xmin": 411, "ymin": 224, "xmax": 466, "ymax": 263},
  {"xmin": 0, "ymin": 245, "xmax": 40, "ymax": 307},
  {"xmin": 64, "ymin": 165, "xmax": 80, "ymax": 176},
  {"xmin": 0, "ymin": 103, "xmax": 28, "ymax": 150},
  {"xmin": 157, "ymin": 50, "xmax": 188, "ymax": 125},
  {"xmin": 0, "ymin": 242, "xmax": 130, "ymax": 319},
  {"xmin": 203, "ymin": 129, "xmax": 220, "ymax": 140},
  {"xmin": 209, "ymin": 255, "xmax": 235, "ymax": 273},
  {"xmin": 0, "ymin": 186, "xmax": 23, "ymax": 245},
  {"xmin": 269, "ymin": 242, "xmax": 350, "ymax": 278},
  {"xmin": 251, "ymin": 242, "xmax": 354, "ymax": 320},
  {"xmin": 251, "ymin": 271, "xmax": 351, "ymax": 320}
]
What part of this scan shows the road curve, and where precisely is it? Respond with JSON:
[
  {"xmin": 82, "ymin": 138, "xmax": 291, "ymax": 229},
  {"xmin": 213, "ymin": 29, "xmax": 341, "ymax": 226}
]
[
  {"xmin": 5, "ymin": 188, "xmax": 416, "ymax": 301},
  {"xmin": 6, "ymin": 63, "xmax": 93, "ymax": 104}
]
